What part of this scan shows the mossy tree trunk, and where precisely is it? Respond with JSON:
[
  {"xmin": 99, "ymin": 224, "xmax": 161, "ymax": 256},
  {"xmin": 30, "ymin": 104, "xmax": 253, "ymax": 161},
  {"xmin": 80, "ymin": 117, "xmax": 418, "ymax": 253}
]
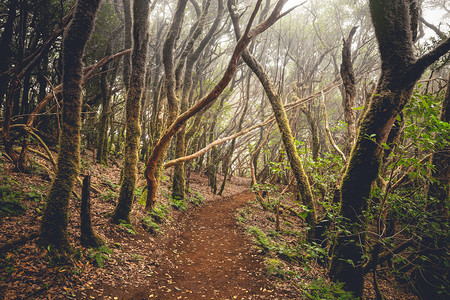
[
  {"xmin": 122, "ymin": 0, "xmax": 132, "ymax": 93},
  {"xmin": 329, "ymin": 0, "xmax": 450, "ymax": 296},
  {"xmin": 110, "ymin": 0, "xmax": 150, "ymax": 224},
  {"xmin": 172, "ymin": 0, "xmax": 224, "ymax": 200},
  {"xmin": 80, "ymin": 175, "xmax": 105, "ymax": 247},
  {"xmin": 340, "ymin": 26, "xmax": 358, "ymax": 155},
  {"xmin": 39, "ymin": 0, "xmax": 102, "ymax": 254},
  {"xmin": 146, "ymin": 0, "xmax": 188, "ymax": 208},
  {"xmin": 228, "ymin": 0, "xmax": 317, "ymax": 238},
  {"xmin": 96, "ymin": 34, "xmax": 117, "ymax": 166}
]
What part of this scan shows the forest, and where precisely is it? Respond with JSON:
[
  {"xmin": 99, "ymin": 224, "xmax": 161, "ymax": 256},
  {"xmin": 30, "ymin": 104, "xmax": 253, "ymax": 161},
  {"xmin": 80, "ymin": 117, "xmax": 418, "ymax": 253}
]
[{"xmin": 0, "ymin": 0, "xmax": 449, "ymax": 299}]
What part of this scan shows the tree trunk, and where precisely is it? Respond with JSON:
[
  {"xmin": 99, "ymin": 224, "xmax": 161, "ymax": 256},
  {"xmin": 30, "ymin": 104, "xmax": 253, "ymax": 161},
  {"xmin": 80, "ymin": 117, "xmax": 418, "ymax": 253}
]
[
  {"xmin": 329, "ymin": 0, "xmax": 450, "ymax": 296},
  {"xmin": 299, "ymin": 103, "xmax": 320, "ymax": 161},
  {"xmin": 122, "ymin": 0, "xmax": 132, "ymax": 92},
  {"xmin": 80, "ymin": 175, "xmax": 105, "ymax": 247},
  {"xmin": 110, "ymin": 0, "xmax": 150, "ymax": 224},
  {"xmin": 228, "ymin": 0, "xmax": 316, "ymax": 238},
  {"xmin": 172, "ymin": 0, "xmax": 224, "ymax": 200},
  {"xmin": 340, "ymin": 26, "xmax": 358, "ymax": 155},
  {"xmin": 39, "ymin": 0, "xmax": 102, "ymax": 254}
]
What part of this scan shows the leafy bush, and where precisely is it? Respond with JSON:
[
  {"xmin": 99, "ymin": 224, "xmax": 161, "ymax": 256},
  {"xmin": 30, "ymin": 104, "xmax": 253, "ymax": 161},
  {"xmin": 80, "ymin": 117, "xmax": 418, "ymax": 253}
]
[
  {"xmin": 303, "ymin": 277, "xmax": 356, "ymax": 300},
  {"xmin": 141, "ymin": 216, "xmax": 162, "ymax": 235},
  {"xmin": 0, "ymin": 184, "xmax": 26, "ymax": 215},
  {"xmin": 87, "ymin": 245, "xmax": 112, "ymax": 268},
  {"xmin": 170, "ymin": 197, "xmax": 187, "ymax": 211},
  {"xmin": 119, "ymin": 221, "xmax": 136, "ymax": 235},
  {"xmin": 187, "ymin": 190, "xmax": 205, "ymax": 206},
  {"xmin": 248, "ymin": 226, "xmax": 272, "ymax": 252}
]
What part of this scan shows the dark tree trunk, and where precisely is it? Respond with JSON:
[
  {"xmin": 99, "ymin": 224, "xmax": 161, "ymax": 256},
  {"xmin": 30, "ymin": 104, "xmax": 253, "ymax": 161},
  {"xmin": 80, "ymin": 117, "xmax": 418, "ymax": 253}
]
[
  {"xmin": 340, "ymin": 26, "xmax": 358, "ymax": 155},
  {"xmin": 0, "ymin": 0, "xmax": 17, "ymax": 109},
  {"xmin": 122, "ymin": 0, "xmax": 132, "ymax": 92},
  {"xmin": 329, "ymin": 0, "xmax": 450, "ymax": 296},
  {"xmin": 80, "ymin": 175, "xmax": 105, "ymax": 247},
  {"xmin": 39, "ymin": 0, "xmax": 102, "ymax": 254},
  {"xmin": 111, "ymin": 0, "xmax": 150, "ymax": 224}
]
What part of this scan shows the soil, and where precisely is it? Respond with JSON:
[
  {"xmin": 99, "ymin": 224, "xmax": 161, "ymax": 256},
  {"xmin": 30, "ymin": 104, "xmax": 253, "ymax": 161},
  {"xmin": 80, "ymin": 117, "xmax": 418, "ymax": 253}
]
[{"xmin": 128, "ymin": 191, "xmax": 290, "ymax": 299}]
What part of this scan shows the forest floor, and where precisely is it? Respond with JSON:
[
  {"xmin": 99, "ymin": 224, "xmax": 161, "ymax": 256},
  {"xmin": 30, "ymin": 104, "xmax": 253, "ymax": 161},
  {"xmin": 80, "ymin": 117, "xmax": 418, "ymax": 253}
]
[{"xmin": 0, "ymin": 148, "xmax": 419, "ymax": 299}]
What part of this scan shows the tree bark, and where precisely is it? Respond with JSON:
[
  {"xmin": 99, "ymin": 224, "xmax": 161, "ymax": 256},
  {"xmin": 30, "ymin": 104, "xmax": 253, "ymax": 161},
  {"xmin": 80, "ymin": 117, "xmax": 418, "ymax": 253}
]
[
  {"xmin": 228, "ymin": 0, "xmax": 316, "ymax": 239},
  {"xmin": 39, "ymin": 0, "xmax": 102, "ymax": 254},
  {"xmin": 340, "ymin": 26, "xmax": 358, "ymax": 155},
  {"xmin": 329, "ymin": 0, "xmax": 450, "ymax": 296},
  {"xmin": 110, "ymin": 0, "xmax": 150, "ymax": 224},
  {"xmin": 122, "ymin": 0, "xmax": 132, "ymax": 92},
  {"xmin": 80, "ymin": 175, "xmax": 105, "ymax": 247}
]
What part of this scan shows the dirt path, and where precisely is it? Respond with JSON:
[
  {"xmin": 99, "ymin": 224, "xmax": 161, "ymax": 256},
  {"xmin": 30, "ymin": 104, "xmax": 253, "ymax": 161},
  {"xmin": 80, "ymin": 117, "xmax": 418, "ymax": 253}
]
[{"xmin": 131, "ymin": 191, "xmax": 287, "ymax": 299}]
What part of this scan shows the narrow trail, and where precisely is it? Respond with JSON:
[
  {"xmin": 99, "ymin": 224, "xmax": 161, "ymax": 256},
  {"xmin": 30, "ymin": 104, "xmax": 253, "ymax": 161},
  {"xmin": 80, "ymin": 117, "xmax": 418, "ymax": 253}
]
[{"xmin": 132, "ymin": 191, "xmax": 286, "ymax": 299}]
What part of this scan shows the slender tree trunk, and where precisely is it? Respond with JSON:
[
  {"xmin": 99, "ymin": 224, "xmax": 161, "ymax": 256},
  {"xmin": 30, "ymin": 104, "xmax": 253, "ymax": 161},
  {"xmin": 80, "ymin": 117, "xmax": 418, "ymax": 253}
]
[
  {"xmin": 0, "ymin": 0, "xmax": 16, "ymax": 109},
  {"xmin": 341, "ymin": 26, "xmax": 358, "ymax": 155},
  {"xmin": 329, "ymin": 0, "xmax": 450, "ymax": 296},
  {"xmin": 122, "ymin": 0, "xmax": 132, "ymax": 92},
  {"xmin": 172, "ymin": 0, "xmax": 224, "ymax": 200},
  {"xmin": 80, "ymin": 175, "xmax": 105, "ymax": 247},
  {"xmin": 299, "ymin": 104, "xmax": 320, "ymax": 161},
  {"xmin": 147, "ymin": 0, "xmax": 188, "ymax": 206},
  {"xmin": 39, "ymin": 0, "xmax": 102, "ymax": 254},
  {"xmin": 110, "ymin": 0, "xmax": 150, "ymax": 224},
  {"xmin": 228, "ymin": 0, "xmax": 316, "ymax": 238},
  {"xmin": 97, "ymin": 36, "xmax": 115, "ymax": 165}
]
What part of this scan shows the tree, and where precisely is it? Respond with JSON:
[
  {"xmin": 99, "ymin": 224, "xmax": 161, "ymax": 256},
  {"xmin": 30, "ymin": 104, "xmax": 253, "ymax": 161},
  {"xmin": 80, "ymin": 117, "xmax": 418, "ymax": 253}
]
[
  {"xmin": 144, "ymin": 0, "xmax": 290, "ymax": 210},
  {"xmin": 110, "ymin": 0, "xmax": 151, "ymax": 224},
  {"xmin": 340, "ymin": 26, "xmax": 358, "ymax": 155},
  {"xmin": 329, "ymin": 0, "xmax": 450, "ymax": 296},
  {"xmin": 39, "ymin": 0, "xmax": 102, "ymax": 254},
  {"xmin": 228, "ymin": 0, "xmax": 317, "ymax": 238}
]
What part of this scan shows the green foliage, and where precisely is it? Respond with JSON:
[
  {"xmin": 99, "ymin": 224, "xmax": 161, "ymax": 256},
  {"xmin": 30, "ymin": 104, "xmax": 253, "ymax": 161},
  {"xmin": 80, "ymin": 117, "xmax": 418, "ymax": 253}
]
[
  {"xmin": 248, "ymin": 226, "xmax": 273, "ymax": 252},
  {"xmin": 99, "ymin": 190, "xmax": 117, "ymax": 203},
  {"xmin": 236, "ymin": 206, "xmax": 251, "ymax": 223},
  {"xmin": 149, "ymin": 203, "xmax": 170, "ymax": 223},
  {"xmin": 264, "ymin": 258, "xmax": 296, "ymax": 279},
  {"xmin": 170, "ymin": 197, "xmax": 187, "ymax": 211},
  {"xmin": 141, "ymin": 216, "xmax": 162, "ymax": 235},
  {"xmin": 303, "ymin": 277, "xmax": 356, "ymax": 300},
  {"xmin": 0, "ymin": 184, "xmax": 26, "ymax": 215},
  {"xmin": 119, "ymin": 221, "xmax": 136, "ymax": 235},
  {"xmin": 141, "ymin": 203, "xmax": 170, "ymax": 235},
  {"xmin": 187, "ymin": 190, "xmax": 205, "ymax": 206},
  {"xmin": 404, "ymin": 89, "xmax": 449, "ymax": 152},
  {"xmin": 87, "ymin": 245, "xmax": 112, "ymax": 268}
]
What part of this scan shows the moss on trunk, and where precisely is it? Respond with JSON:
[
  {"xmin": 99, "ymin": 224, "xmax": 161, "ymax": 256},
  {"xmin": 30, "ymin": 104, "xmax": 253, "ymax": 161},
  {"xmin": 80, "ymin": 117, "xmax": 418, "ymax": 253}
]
[
  {"xmin": 40, "ymin": 0, "xmax": 101, "ymax": 254},
  {"xmin": 329, "ymin": 0, "xmax": 450, "ymax": 296},
  {"xmin": 111, "ymin": 0, "xmax": 150, "ymax": 224}
]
